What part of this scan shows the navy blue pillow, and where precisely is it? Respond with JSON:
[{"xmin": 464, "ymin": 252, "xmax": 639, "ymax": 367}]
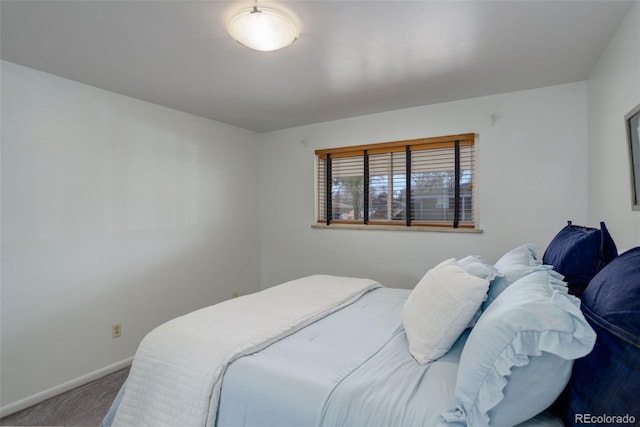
[
  {"xmin": 542, "ymin": 221, "xmax": 618, "ymax": 296},
  {"xmin": 561, "ymin": 247, "xmax": 640, "ymax": 426}
]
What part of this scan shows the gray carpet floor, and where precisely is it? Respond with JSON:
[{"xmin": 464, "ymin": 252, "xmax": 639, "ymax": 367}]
[{"xmin": 0, "ymin": 367, "xmax": 129, "ymax": 427}]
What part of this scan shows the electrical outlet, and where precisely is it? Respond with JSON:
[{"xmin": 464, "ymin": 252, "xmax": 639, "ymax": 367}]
[
  {"xmin": 112, "ymin": 322, "xmax": 122, "ymax": 339},
  {"xmin": 232, "ymin": 291, "xmax": 239, "ymax": 298}
]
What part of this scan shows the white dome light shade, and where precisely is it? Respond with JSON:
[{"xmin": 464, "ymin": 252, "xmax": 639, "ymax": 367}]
[{"xmin": 227, "ymin": 6, "xmax": 299, "ymax": 52}]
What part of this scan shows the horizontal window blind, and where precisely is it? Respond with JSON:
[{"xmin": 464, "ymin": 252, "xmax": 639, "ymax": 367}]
[{"xmin": 316, "ymin": 133, "xmax": 477, "ymax": 229}]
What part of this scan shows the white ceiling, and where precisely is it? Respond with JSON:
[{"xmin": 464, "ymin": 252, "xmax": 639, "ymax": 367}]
[{"xmin": 0, "ymin": 1, "xmax": 633, "ymax": 132}]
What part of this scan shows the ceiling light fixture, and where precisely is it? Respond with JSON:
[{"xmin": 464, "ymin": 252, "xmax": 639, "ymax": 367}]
[{"xmin": 227, "ymin": 6, "xmax": 299, "ymax": 52}]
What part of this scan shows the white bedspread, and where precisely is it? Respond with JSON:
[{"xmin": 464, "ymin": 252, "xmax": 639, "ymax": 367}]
[{"xmin": 111, "ymin": 275, "xmax": 381, "ymax": 427}]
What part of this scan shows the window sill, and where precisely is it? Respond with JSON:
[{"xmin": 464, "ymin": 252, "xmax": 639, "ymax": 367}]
[{"xmin": 310, "ymin": 223, "xmax": 483, "ymax": 233}]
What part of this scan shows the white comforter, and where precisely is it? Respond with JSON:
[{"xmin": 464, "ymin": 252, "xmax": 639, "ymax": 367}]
[{"xmin": 111, "ymin": 275, "xmax": 382, "ymax": 427}]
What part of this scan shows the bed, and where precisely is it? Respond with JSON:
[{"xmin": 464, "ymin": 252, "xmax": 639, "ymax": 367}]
[{"xmin": 102, "ymin": 222, "xmax": 640, "ymax": 427}]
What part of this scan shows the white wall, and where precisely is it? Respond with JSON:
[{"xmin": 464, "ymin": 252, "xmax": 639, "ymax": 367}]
[
  {"xmin": 587, "ymin": 0, "xmax": 640, "ymax": 251},
  {"xmin": 0, "ymin": 61, "xmax": 261, "ymax": 412},
  {"xmin": 259, "ymin": 82, "xmax": 588, "ymax": 290}
]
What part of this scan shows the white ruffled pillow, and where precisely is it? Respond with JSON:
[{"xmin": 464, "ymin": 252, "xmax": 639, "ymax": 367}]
[
  {"xmin": 442, "ymin": 269, "xmax": 596, "ymax": 426},
  {"xmin": 402, "ymin": 258, "xmax": 490, "ymax": 365}
]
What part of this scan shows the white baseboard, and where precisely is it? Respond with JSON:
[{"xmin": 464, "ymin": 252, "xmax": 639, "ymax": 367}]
[{"xmin": 0, "ymin": 357, "xmax": 133, "ymax": 418}]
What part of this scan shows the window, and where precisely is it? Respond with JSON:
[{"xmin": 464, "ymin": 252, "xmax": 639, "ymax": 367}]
[{"xmin": 315, "ymin": 133, "xmax": 477, "ymax": 230}]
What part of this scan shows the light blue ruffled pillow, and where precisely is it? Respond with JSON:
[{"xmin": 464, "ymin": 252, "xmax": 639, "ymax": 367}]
[
  {"xmin": 442, "ymin": 269, "xmax": 596, "ymax": 427},
  {"xmin": 457, "ymin": 255, "xmax": 501, "ymax": 281},
  {"xmin": 482, "ymin": 244, "xmax": 549, "ymax": 310},
  {"xmin": 457, "ymin": 255, "xmax": 502, "ymax": 327}
]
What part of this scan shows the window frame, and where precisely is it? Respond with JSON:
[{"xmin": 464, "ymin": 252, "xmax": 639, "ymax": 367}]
[{"xmin": 314, "ymin": 133, "xmax": 479, "ymax": 231}]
